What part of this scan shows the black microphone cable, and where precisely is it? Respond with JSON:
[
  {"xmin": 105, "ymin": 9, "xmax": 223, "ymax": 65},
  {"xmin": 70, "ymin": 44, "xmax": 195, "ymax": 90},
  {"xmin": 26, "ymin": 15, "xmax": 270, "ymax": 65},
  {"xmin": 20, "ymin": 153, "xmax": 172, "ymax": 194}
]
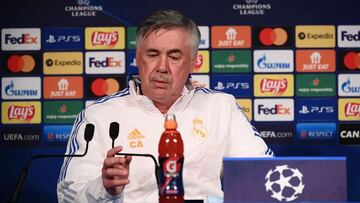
[
  {"xmin": 8, "ymin": 123, "xmax": 95, "ymax": 203},
  {"xmin": 108, "ymin": 122, "xmax": 161, "ymax": 191}
]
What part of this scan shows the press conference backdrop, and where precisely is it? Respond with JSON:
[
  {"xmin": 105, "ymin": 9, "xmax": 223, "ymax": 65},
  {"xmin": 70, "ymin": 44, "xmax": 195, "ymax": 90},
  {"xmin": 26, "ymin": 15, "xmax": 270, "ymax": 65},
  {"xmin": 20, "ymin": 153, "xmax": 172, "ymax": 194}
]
[{"xmin": 0, "ymin": 0, "xmax": 359, "ymax": 202}]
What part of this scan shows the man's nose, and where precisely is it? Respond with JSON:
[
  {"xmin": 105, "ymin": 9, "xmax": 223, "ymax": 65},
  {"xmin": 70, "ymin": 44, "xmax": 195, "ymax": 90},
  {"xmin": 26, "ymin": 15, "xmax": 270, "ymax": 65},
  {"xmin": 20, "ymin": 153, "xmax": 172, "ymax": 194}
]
[{"xmin": 156, "ymin": 55, "xmax": 169, "ymax": 73}]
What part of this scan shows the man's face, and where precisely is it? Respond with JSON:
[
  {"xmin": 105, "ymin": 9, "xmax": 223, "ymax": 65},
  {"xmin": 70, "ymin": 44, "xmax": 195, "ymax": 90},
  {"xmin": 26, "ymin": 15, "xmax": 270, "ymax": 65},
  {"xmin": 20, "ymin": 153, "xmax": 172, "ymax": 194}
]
[{"xmin": 136, "ymin": 28, "xmax": 197, "ymax": 104}]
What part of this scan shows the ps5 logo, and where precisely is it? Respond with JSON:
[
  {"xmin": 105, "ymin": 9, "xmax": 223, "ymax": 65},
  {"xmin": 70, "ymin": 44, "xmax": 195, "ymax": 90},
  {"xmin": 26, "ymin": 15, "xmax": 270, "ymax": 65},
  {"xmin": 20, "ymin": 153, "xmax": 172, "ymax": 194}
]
[
  {"xmin": 214, "ymin": 82, "xmax": 249, "ymax": 90},
  {"xmin": 46, "ymin": 35, "xmax": 81, "ymax": 43},
  {"xmin": 299, "ymin": 105, "xmax": 334, "ymax": 114}
]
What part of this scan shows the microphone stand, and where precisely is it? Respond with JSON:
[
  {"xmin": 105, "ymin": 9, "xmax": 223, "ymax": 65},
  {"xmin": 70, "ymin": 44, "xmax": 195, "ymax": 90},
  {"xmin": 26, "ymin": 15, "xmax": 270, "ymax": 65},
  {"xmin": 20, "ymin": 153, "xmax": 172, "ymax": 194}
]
[
  {"xmin": 116, "ymin": 152, "xmax": 161, "ymax": 190},
  {"xmin": 109, "ymin": 122, "xmax": 161, "ymax": 193},
  {"xmin": 8, "ymin": 123, "xmax": 94, "ymax": 203}
]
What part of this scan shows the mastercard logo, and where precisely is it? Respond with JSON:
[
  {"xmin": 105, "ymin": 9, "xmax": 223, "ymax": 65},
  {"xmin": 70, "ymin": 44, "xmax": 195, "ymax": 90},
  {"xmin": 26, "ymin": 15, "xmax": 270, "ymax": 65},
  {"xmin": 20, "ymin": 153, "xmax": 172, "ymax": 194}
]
[
  {"xmin": 91, "ymin": 78, "xmax": 120, "ymax": 97},
  {"xmin": 7, "ymin": 55, "xmax": 35, "ymax": 73},
  {"xmin": 344, "ymin": 52, "xmax": 360, "ymax": 70},
  {"xmin": 259, "ymin": 28, "xmax": 288, "ymax": 46}
]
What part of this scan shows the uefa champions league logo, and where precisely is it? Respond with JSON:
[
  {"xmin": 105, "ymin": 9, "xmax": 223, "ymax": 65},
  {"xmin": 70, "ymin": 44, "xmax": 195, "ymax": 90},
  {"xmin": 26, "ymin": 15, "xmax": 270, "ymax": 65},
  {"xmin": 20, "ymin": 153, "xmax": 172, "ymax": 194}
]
[{"xmin": 265, "ymin": 165, "xmax": 305, "ymax": 202}]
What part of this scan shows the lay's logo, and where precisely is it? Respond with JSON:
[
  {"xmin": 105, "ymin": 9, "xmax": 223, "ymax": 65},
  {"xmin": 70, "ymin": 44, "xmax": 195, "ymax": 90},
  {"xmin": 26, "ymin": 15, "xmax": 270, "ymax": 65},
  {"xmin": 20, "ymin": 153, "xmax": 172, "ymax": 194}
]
[
  {"xmin": 92, "ymin": 31, "xmax": 118, "ymax": 46},
  {"xmin": 2, "ymin": 101, "xmax": 41, "ymax": 124},
  {"xmin": 260, "ymin": 78, "xmax": 287, "ymax": 94},
  {"xmin": 345, "ymin": 102, "xmax": 360, "ymax": 117},
  {"xmin": 339, "ymin": 99, "xmax": 360, "ymax": 121},
  {"xmin": 254, "ymin": 74, "xmax": 294, "ymax": 97},
  {"xmin": 85, "ymin": 27, "xmax": 124, "ymax": 50}
]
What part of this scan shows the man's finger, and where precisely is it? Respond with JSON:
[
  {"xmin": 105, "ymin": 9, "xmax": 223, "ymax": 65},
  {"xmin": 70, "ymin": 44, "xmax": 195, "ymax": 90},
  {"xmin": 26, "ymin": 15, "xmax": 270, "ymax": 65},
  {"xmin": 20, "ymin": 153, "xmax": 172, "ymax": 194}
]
[{"xmin": 107, "ymin": 146, "xmax": 123, "ymax": 157}]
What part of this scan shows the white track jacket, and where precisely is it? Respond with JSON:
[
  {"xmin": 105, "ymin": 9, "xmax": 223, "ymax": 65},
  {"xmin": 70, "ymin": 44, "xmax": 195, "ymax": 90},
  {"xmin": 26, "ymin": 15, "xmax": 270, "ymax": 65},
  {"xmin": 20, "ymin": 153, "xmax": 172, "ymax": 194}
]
[{"xmin": 57, "ymin": 79, "xmax": 273, "ymax": 203}]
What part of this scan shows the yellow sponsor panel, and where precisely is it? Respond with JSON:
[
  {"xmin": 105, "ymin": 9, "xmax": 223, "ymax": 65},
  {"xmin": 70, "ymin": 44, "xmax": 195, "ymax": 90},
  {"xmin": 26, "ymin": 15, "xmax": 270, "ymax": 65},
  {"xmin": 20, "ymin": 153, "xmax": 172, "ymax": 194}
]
[
  {"xmin": 236, "ymin": 99, "xmax": 252, "ymax": 121},
  {"xmin": 2, "ymin": 101, "xmax": 41, "ymax": 124},
  {"xmin": 338, "ymin": 98, "xmax": 360, "ymax": 121},
  {"xmin": 193, "ymin": 50, "xmax": 209, "ymax": 73},
  {"xmin": 43, "ymin": 52, "xmax": 83, "ymax": 74},
  {"xmin": 85, "ymin": 27, "xmax": 125, "ymax": 50},
  {"xmin": 254, "ymin": 74, "xmax": 294, "ymax": 97},
  {"xmin": 295, "ymin": 25, "xmax": 335, "ymax": 48}
]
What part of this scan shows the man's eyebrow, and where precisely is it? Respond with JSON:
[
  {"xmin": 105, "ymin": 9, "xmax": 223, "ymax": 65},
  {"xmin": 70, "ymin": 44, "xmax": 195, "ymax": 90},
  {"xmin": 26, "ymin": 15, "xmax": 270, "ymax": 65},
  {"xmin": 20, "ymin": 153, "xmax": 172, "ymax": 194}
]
[
  {"xmin": 145, "ymin": 49, "xmax": 159, "ymax": 53},
  {"xmin": 167, "ymin": 49, "xmax": 183, "ymax": 55}
]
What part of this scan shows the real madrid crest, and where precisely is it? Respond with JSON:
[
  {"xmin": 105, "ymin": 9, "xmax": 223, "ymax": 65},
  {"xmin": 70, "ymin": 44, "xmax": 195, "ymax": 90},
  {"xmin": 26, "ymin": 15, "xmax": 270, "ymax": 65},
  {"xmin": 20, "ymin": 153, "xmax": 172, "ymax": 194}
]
[{"xmin": 191, "ymin": 118, "xmax": 208, "ymax": 139}]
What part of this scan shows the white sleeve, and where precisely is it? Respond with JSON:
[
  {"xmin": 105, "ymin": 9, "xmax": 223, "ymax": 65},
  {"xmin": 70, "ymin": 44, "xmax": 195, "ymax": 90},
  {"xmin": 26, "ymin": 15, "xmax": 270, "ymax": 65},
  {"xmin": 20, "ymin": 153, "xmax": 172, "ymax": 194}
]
[
  {"xmin": 224, "ymin": 96, "xmax": 274, "ymax": 157},
  {"xmin": 57, "ymin": 109, "xmax": 124, "ymax": 203}
]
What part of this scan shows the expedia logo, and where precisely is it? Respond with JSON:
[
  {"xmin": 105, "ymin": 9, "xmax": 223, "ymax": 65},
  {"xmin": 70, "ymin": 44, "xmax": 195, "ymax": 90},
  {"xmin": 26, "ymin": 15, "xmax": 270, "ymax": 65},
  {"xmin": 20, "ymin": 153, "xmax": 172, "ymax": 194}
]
[
  {"xmin": 2, "ymin": 28, "xmax": 41, "ymax": 50},
  {"xmin": 338, "ymin": 26, "xmax": 360, "ymax": 47},
  {"xmin": 338, "ymin": 74, "xmax": 360, "ymax": 96},
  {"xmin": 85, "ymin": 51, "xmax": 125, "ymax": 74},
  {"xmin": 339, "ymin": 124, "xmax": 360, "ymax": 145},
  {"xmin": 85, "ymin": 27, "xmax": 125, "ymax": 50},
  {"xmin": 254, "ymin": 99, "xmax": 294, "ymax": 121},
  {"xmin": 43, "ymin": 52, "xmax": 83, "ymax": 74},
  {"xmin": 296, "ymin": 26, "xmax": 335, "ymax": 48}
]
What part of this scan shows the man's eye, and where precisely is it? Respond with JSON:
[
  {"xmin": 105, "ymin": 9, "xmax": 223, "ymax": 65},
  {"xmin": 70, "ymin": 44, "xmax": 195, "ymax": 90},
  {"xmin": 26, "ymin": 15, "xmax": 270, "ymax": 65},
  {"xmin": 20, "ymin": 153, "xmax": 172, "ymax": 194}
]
[
  {"xmin": 169, "ymin": 55, "xmax": 180, "ymax": 61},
  {"xmin": 147, "ymin": 54, "xmax": 158, "ymax": 58}
]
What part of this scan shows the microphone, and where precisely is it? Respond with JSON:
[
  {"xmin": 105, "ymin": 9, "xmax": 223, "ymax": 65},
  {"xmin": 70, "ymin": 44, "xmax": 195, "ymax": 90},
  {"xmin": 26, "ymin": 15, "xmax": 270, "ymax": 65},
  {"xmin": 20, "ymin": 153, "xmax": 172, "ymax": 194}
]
[
  {"xmin": 8, "ymin": 123, "xmax": 95, "ymax": 203},
  {"xmin": 109, "ymin": 122, "xmax": 120, "ymax": 148},
  {"xmin": 108, "ymin": 122, "xmax": 161, "ymax": 190}
]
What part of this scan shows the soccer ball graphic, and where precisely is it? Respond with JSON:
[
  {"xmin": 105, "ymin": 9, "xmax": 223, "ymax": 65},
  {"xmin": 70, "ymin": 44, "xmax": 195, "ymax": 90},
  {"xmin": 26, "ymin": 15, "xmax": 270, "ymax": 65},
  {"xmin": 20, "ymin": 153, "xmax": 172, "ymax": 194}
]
[{"xmin": 265, "ymin": 165, "xmax": 305, "ymax": 202}]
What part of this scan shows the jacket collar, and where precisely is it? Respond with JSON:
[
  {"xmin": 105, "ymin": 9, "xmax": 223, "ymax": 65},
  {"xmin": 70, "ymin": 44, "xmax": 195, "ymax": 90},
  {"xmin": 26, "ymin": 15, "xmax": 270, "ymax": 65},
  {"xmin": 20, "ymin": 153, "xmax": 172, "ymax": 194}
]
[{"xmin": 128, "ymin": 75, "xmax": 195, "ymax": 116}]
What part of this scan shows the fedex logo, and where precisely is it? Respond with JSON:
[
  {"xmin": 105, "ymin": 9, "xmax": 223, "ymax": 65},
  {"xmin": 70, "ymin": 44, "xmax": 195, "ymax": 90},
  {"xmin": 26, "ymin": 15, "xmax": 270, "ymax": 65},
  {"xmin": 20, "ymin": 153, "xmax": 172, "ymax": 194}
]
[
  {"xmin": 338, "ymin": 26, "xmax": 360, "ymax": 47},
  {"xmin": 2, "ymin": 28, "xmax": 41, "ymax": 50},
  {"xmin": 88, "ymin": 57, "xmax": 122, "ymax": 67},
  {"xmin": 5, "ymin": 33, "xmax": 37, "ymax": 44},
  {"xmin": 258, "ymin": 104, "xmax": 290, "ymax": 115},
  {"xmin": 85, "ymin": 51, "xmax": 125, "ymax": 74},
  {"xmin": 254, "ymin": 99, "xmax": 294, "ymax": 121}
]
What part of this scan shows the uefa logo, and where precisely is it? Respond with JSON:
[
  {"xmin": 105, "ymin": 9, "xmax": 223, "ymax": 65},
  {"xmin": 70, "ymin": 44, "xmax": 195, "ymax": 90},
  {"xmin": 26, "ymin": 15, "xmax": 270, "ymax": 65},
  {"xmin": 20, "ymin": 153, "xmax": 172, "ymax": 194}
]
[{"xmin": 265, "ymin": 165, "xmax": 305, "ymax": 202}]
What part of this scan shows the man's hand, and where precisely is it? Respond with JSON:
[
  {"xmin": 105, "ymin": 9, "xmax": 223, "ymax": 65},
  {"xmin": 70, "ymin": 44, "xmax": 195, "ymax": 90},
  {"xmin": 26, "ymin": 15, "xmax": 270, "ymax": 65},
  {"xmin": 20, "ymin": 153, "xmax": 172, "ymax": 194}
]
[{"xmin": 102, "ymin": 146, "xmax": 132, "ymax": 196}]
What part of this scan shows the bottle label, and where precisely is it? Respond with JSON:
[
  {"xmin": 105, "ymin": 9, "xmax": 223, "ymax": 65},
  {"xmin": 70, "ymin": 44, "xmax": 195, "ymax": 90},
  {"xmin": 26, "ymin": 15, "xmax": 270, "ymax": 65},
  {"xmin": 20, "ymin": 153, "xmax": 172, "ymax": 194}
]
[{"xmin": 159, "ymin": 157, "xmax": 184, "ymax": 196}]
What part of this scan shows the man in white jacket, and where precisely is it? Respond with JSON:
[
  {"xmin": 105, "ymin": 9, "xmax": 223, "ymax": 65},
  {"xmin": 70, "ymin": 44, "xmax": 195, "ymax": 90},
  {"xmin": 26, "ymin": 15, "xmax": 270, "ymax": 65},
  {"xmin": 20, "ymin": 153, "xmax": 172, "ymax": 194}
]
[{"xmin": 57, "ymin": 10, "xmax": 273, "ymax": 203}]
